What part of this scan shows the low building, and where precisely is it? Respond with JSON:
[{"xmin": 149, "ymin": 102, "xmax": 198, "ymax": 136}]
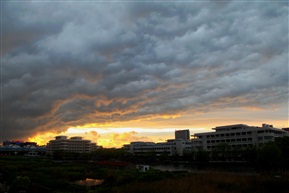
[
  {"xmin": 127, "ymin": 129, "xmax": 193, "ymax": 156},
  {"xmin": 136, "ymin": 165, "xmax": 150, "ymax": 172},
  {"xmin": 0, "ymin": 140, "xmax": 45, "ymax": 156},
  {"xmin": 128, "ymin": 139, "xmax": 192, "ymax": 156},
  {"xmin": 3, "ymin": 140, "xmax": 37, "ymax": 148},
  {"xmin": 191, "ymin": 123, "xmax": 289, "ymax": 151},
  {"xmin": 46, "ymin": 136, "xmax": 98, "ymax": 154}
]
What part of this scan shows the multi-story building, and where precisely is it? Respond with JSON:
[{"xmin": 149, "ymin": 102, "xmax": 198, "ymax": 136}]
[
  {"xmin": 126, "ymin": 130, "xmax": 193, "ymax": 156},
  {"xmin": 128, "ymin": 139, "xmax": 192, "ymax": 156},
  {"xmin": 46, "ymin": 136, "xmax": 98, "ymax": 154},
  {"xmin": 191, "ymin": 123, "xmax": 289, "ymax": 151},
  {"xmin": 126, "ymin": 124, "xmax": 289, "ymax": 157}
]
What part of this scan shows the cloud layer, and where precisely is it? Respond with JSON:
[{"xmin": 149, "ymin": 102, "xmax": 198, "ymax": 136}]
[{"xmin": 2, "ymin": 1, "xmax": 288, "ymax": 141}]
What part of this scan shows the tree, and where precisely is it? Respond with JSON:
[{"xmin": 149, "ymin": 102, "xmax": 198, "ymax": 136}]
[
  {"xmin": 182, "ymin": 150, "xmax": 195, "ymax": 161},
  {"xmin": 275, "ymin": 136, "xmax": 289, "ymax": 166},
  {"xmin": 53, "ymin": 150, "xmax": 66, "ymax": 160},
  {"xmin": 213, "ymin": 143, "xmax": 231, "ymax": 161},
  {"xmin": 256, "ymin": 142, "xmax": 282, "ymax": 170},
  {"xmin": 10, "ymin": 176, "xmax": 31, "ymax": 193},
  {"xmin": 243, "ymin": 146, "xmax": 257, "ymax": 164},
  {"xmin": 195, "ymin": 149, "xmax": 209, "ymax": 163}
]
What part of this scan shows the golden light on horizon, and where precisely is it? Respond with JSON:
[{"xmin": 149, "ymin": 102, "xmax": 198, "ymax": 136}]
[{"xmin": 26, "ymin": 106, "xmax": 289, "ymax": 148}]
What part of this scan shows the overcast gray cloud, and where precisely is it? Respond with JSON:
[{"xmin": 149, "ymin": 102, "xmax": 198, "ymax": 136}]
[{"xmin": 1, "ymin": 1, "xmax": 288, "ymax": 140}]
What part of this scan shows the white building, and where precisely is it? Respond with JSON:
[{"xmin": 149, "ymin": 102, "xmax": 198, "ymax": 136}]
[
  {"xmin": 125, "ymin": 124, "xmax": 289, "ymax": 157},
  {"xmin": 191, "ymin": 123, "xmax": 289, "ymax": 151},
  {"xmin": 128, "ymin": 139, "xmax": 192, "ymax": 156},
  {"xmin": 136, "ymin": 165, "xmax": 150, "ymax": 172},
  {"xmin": 127, "ymin": 129, "xmax": 193, "ymax": 156},
  {"xmin": 47, "ymin": 136, "xmax": 98, "ymax": 154}
]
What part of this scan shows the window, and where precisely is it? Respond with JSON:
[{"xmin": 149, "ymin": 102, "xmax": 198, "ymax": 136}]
[{"xmin": 264, "ymin": 136, "xmax": 273, "ymax": 140}]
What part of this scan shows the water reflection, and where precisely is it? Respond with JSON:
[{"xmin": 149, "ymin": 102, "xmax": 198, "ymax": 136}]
[
  {"xmin": 152, "ymin": 164, "xmax": 197, "ymax": 172},
  {"xmin": 74, "ymin": 178, "xmax": 104, "ymax": 186}
]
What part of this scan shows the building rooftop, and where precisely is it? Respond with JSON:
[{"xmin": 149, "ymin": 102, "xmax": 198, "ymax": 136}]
[{"xmin": 213, "ymin": 124, "xmax": 248, "ymax": 131}]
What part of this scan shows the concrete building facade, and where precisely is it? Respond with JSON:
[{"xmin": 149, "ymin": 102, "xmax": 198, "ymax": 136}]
[
  {"xmin": 191, "ymin": 123, "xmax": 289, "ymax": 151},
  {"xmin": 125, "ymin": 124, "xmax": 289, "ymax": 157},
  {"xmin": 128, "ymin": 139, "xmax": 192, "ymax": 156},
  {"xmin": 47, "ymin": 136, "xmax": 97, "ymax": 154},
  {"xmin": 126, "ymin": 129, "xmax": 193, "ymax": 156}
]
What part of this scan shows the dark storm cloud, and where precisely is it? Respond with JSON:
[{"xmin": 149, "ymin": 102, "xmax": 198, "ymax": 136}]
[{"xmin": 2, "ymin": 1, "xmax": 288, "ymax": 140}]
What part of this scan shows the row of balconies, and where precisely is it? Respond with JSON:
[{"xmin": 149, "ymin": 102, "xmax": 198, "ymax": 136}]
[
  {"xmin": 133, "ymin": 147, "xmax": 172, "ymax": 151},
  {"xmin": 206, "ymin": 131, "xmax": 254, "ymax": 139},
  {"xmin": 207, "ymin": 137, "xmax": 253, "ymax": 144},
  {"xmin": 207, "ymin": 143, "xmax": 254, "ymax": 149},
  {"xmin": 202, "ymin": 133, "xmax": 277, "ymax": 142},
  {"xmin": 257, "ymin": 133, "xmax": 278, "ymax": 137},
  {"xmin": 204, "ymin": 137, "xmax": 276, "ymax": 149},
  {"xmin": 47, "ymin": 146, "xmax": 91, "ymax": 149},
  {"xmin": 257, "ymin": 129, "xmax": 284, "ymax": 134}
]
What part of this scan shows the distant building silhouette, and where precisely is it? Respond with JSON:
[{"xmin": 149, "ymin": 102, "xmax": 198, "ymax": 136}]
[
  {"xmin": 0, "ymin": 140, "xmax": 45, "ymax": 156},
  {"xmin": 175, "ymin": 129, "xmax": 190, "ymax": 140},
  {"xmin": 3, "ymin": 140, "xmax": 37, "ymax": 147}
]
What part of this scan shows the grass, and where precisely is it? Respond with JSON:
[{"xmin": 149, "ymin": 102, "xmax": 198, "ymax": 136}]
[
  {"xmin": 1, "ymin": 156, "xmax": 289, "ymax": 193},
  {"xmin": 97, "ymin": 171, "xmax": 289, "ymax": 193}
]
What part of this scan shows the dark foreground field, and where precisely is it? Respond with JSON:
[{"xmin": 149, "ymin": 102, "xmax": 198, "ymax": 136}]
[
  {"xmin": 0, "ymin": 156, "xmax": 289, "ymax": 193},
  {"xmin": 107, "ymin": 171, "xmax": 289, "ymax": 193}
]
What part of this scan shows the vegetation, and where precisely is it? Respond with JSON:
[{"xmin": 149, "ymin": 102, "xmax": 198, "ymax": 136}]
[
  {"xmin": 1, "ymin": 138, "xmax": 289, "ymax": 193},
  {"xmin": 1, "ymin": 155, "xmax": 289, "ymax": 193},
  {"xmin": 109, "ymin": 172, "xmax": 289, "ymax": 193}
]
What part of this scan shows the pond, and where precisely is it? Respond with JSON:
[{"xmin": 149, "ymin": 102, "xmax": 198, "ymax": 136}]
[
  {"xmin": 74, "ymin": 178, "xmax": 104, "ymax": 186},
  {"xmin": 152, "ymin": 164, "xmax": 197, "ymax": 172}
]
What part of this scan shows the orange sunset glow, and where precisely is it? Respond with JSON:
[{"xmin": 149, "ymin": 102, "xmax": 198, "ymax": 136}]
[
  {"xmin": 2, "ymin": 2, "xmax": 288, "ymax": 147},
  {"xmin": 27, "ymin": 105, "xmax": 289, "ymax": 148}
]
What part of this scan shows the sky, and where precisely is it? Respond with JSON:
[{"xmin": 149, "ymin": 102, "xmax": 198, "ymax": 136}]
[{"xmin": 1, "ymin": 0, "xmax": 288, "ymax": 148}]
